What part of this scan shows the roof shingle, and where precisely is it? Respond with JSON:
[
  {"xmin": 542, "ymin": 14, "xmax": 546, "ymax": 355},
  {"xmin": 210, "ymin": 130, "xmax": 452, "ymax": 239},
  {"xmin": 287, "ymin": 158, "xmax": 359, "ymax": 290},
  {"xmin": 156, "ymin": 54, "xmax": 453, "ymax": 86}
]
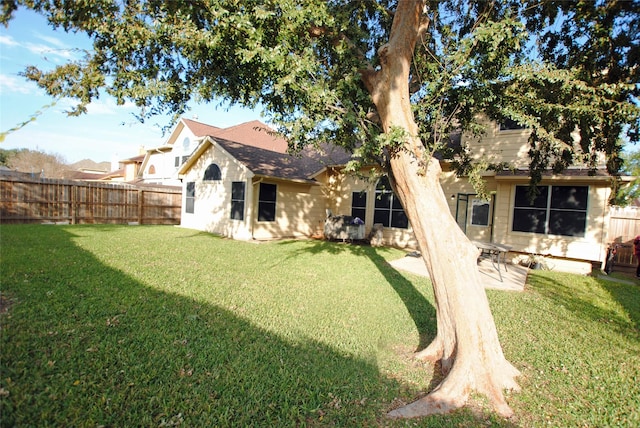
[
  {"xmin": 215, "ymin": 138, "xmax": 352, "ymax": 182},
  {"xmin": 183, "ymin": 118, "xmax": 288, "ymax": 153}
]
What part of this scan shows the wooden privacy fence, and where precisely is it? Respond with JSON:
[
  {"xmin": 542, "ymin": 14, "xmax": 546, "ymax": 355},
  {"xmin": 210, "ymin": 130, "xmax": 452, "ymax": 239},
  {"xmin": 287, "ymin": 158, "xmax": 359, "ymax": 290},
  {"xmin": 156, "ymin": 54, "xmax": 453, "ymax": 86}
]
[
  {"xmin": 0, "ymin": 176, "xmax": 182, "ymax": 225},
  {"xmin": 608, "ymin": 205, "xmax": 640, "ymax": 268}
]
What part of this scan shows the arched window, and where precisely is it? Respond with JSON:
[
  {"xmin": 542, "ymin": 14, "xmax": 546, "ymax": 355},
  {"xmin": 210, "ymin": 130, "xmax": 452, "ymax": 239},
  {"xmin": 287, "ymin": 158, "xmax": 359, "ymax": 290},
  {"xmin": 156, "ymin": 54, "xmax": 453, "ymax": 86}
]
[
  {"xmin": 203, "ymin": 163, "xmax": 222, "ymax": 181},
  {"xmin": 148, "ymin": 165, "xmax": 156, "ymax": 175},
  {"xmin": 374, "ymin": 176, "xmax": 408, "ymax": 229}
]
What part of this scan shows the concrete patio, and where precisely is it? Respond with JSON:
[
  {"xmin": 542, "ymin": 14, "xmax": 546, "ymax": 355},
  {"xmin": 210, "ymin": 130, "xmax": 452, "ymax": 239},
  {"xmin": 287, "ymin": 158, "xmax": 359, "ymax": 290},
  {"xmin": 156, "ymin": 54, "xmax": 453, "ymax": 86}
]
[{"xmin": 389, "ymin": 253, "xmax": 528, "ymax": 291}]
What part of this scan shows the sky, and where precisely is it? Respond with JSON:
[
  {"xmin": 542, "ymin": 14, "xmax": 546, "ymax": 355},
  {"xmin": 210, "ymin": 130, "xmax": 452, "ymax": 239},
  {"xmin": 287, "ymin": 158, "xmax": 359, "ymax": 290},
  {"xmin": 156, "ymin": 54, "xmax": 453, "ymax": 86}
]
[{"xmin": 0, "ymin": 8, "xmax": 263, "ymax": 164}]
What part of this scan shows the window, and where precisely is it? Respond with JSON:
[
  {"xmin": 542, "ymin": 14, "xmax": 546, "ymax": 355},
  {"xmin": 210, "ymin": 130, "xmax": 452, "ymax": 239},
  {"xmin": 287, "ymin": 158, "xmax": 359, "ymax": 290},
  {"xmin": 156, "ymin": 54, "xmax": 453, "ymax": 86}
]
[
  {"xmin": 204, "ymin": 163, "xmax": 222, "ymax": 181},
  {"xmin": 183, "ymin": 137, "xmax": 191, "ymax": 151},
  {"xmin": 351, "ymin": 191, "xmax": 366, "ymax": 222},
  {"xmin": 373, "ymin": 177, "xmax": 408, "ymax": 229},
  {"xmin": 512, "ymin": 185, "xmax": 588, "ymax": 237},
  {"xmin": 258, "ymin": 182, "xmax": 277, "ymax": 222},
  {"xmin": 185, "ymin": 182, "xmax": 195, "ymax": 214},
  {"xmin": 230, "ymin": 182, "xmax": 245, "ymax": 220},
  {"xmin": 148, "ymin": 165, "xmax": 156, "ymax": 175},
  {"xmin": 174, "ymin": 157, "xmax": 180, "ymax": 167},
  {"xmin": 499, "ymin": 118, "xmax": 526, "ymax": 131},
  {"xmin": 182, "ymin": 155, "xmax": 189, "ymax": 164},
  {"xmin": 471, "ymin": 198, "xmax": 490, "ymax": 226}
]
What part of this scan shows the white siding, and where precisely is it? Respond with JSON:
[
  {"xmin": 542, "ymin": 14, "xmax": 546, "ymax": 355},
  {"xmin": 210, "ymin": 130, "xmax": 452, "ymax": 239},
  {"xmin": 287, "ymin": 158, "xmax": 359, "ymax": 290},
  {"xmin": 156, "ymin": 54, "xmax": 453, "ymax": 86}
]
[{"xmin": 180, "ymin": 142, "xmax": 253, "ymax": 240}]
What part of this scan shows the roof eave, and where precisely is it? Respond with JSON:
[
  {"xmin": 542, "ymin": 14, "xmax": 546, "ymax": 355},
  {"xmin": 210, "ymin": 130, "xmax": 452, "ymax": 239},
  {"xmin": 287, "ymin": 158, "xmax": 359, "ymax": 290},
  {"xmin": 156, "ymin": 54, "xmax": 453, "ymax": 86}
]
[
  {"xmin": 177, "ymin": 137, "xmax": 212, "ymax": 177},
  {"xmin": 494, "ymin": 170, "xmax": 621, "ymax": 182},
  {"xmin": 251, "ymin": 174, "xmax": 320, "ymax": 186}
]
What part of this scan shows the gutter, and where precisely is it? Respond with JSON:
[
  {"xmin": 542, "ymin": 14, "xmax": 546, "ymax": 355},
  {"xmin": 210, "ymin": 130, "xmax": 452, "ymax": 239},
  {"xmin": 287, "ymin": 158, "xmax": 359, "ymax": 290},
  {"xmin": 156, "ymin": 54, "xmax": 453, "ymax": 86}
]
[{"xmin": 251, "ymin": 174, "xmax": 320, "ymax": 186}]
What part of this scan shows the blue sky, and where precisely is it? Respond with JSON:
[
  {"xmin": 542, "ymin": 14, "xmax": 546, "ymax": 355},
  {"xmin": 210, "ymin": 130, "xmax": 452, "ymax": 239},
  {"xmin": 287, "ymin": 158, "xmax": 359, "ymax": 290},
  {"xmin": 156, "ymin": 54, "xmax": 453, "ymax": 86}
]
[{"xmin": 0, "ymin": 8, "xmax": 262, "ymax": 164}]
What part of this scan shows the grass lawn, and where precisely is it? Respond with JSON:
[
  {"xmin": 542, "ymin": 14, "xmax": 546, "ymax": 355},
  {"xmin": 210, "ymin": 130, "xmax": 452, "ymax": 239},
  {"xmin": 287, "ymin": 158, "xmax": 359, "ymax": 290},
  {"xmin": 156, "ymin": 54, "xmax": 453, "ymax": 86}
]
[{"xmin": 1, "ymin": 225, "xmax": 638, "ymax": 427}]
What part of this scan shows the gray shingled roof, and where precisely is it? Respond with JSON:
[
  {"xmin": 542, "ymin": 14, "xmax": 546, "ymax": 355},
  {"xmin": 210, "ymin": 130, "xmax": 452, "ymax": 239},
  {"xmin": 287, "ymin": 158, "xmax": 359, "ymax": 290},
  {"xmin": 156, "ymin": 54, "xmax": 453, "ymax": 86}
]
[{"xmin": 215, "ymin": 138, "xmax": 352, "ymax": 182}]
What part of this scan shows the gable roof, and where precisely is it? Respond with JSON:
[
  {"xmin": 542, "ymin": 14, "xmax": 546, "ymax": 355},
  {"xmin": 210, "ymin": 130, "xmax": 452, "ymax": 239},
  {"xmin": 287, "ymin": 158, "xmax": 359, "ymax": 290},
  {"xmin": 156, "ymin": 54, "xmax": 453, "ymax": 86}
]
[
  {"xmin": 121, "ymin": 154, "xmax": 146, "ymax": 164},
  {"xmin": 211, "ymin": 120, "xmax": 289, "ymax": 153},
  {"xmin": 217, "ymin": 138, "xmax": 351, "ymax": 182},
  {"xmin": 182, "ymin": 118, "xmax": 288, "ymax": 153},
  {"xmin": 179, "ymin": 136, "xmax": 352, "ymax": 184},
  {"xmin": 181, "ymin": 118, "xmax": 222, "ymax": 138}
]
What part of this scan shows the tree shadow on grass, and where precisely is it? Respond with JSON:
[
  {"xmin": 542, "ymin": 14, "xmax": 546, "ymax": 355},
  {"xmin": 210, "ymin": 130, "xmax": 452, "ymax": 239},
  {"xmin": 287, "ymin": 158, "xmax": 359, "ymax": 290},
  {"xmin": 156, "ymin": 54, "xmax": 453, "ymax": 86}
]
[
  {"xmin": 278, "ymin": 239, "xmax": 437, "ymax": 351},
  {"xmin": 0, "ymin": 226, "xmax": 517, "ymax": 427},
  {"xmin": 599, "ymin": 279, "xmax": 640, "ymax": 334},
  {"xmin": 0, "ymin": 227, "xmax": 400, "ymax": 426},
  {"xmin": 527, "ymin": 271, "xmax": 640, "ymax": 338},
  {"xmin": 278, "ymin": 239, "xmax": 522, "ymax": 427}
]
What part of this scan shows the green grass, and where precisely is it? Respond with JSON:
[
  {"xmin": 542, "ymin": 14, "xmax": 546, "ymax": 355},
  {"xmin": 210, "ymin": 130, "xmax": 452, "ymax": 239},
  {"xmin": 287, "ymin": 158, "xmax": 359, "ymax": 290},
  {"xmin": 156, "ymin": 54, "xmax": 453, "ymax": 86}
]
[{"xmin": 1, "ymin": 225, "xmax": 639, "ymax": 427}]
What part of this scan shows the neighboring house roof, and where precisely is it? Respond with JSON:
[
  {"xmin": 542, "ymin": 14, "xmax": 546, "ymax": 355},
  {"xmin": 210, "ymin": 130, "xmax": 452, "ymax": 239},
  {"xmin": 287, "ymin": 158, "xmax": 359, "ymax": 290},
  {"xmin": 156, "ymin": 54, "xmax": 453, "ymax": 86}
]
[
  {"xmin": 126, "ymin": 178, "xmax": 182, "ymax": 190},
  {"xmin": 69, "ymin": 159, "xmax": 111, "ymax": 172},
  {"xmin": 121, "ymin": 154, "xmax": 145, "ymax": 163},
  {"xmin": 180, "ymin": 136, "xmax": 352, "ymax": 184},
  {"xmin": 182, "ymin": 118, "xmax": 289, "ymax": 153},
  {"xmin": 63, "ymin": 169, "xmax": 125, "ymax": 181},
  {"xmin": 181, "ymin": 118, "xmax": 222, "ymax": 138},
  {"xmin": 209, "ymin": 120, "xmax": 289, "ymax": 153},
  {"xmin": 63, "ymin": 170, "xmax": 113, "ymax": 180},
  {"xmin": 101, "ymin": 169, "xmax": 125, "ymax": 180}
]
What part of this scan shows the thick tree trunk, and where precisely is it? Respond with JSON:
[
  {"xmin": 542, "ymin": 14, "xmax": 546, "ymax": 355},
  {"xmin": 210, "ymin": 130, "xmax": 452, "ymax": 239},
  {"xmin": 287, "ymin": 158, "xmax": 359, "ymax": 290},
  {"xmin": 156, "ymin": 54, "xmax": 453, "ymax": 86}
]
[{"xmin": 360, "ymin": 1, "xmax": 520, "ymax": 418}]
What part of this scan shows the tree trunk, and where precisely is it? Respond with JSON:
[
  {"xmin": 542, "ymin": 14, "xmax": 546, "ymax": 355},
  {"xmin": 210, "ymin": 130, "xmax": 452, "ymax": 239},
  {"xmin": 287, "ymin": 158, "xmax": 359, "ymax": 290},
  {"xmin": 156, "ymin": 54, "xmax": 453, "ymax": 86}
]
[{"xmin": 360, "ymin": 1, "xmax": 520, "ymax": 418}]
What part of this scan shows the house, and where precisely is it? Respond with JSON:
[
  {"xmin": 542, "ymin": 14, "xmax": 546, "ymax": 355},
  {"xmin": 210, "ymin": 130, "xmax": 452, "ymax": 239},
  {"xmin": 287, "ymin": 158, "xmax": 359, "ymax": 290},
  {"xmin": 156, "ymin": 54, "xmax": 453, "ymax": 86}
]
[
  {"xmin": 174, "ymin": 116, "xmax": 630, "ymax": 273},
  {"xmin": 177, "ymin": 129, "xmax": 352, "ymax": 240}
]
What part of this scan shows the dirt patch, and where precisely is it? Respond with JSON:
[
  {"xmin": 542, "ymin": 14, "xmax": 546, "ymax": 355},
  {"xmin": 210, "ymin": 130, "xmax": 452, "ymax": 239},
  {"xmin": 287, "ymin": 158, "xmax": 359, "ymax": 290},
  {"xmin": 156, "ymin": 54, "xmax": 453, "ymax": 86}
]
[{"xmin": 0, "ymin": 293, "xmax": 15, "ymax": 315}]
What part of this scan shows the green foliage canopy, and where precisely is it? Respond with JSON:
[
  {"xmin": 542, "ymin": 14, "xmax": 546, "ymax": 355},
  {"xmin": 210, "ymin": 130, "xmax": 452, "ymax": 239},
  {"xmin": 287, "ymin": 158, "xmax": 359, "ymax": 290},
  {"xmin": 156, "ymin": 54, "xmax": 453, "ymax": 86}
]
[{"xmin": 2, "ymin": 0, "xmax": 638, "ymax": 185}]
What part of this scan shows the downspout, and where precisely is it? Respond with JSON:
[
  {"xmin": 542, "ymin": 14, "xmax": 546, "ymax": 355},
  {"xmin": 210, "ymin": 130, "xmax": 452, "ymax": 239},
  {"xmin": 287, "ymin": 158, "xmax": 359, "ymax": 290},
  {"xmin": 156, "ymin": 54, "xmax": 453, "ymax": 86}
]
[
  {"xmin": 490, "ymin": 193, "xmax": 496, "ymax": 243},
  {"xmin": 599, "ymin": 186, "xmax": 610, "ymax": 269}
]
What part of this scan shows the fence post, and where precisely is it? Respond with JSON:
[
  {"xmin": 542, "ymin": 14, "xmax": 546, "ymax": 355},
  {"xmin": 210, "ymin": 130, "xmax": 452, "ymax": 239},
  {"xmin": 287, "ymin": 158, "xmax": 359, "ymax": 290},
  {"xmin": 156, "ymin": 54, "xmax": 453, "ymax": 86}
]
[
  {"xmin": 71, "ymin": 184, "xmax": 77, "ymax": 224},
  {"xmin": 138, "ymin": 189, "xmax": 144, "ymax": 225}
]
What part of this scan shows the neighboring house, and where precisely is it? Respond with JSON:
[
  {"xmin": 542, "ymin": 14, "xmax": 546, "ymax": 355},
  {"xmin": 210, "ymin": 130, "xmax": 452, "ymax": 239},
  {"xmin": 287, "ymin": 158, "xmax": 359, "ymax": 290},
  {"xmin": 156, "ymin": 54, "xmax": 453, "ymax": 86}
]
[
  {"xmin": 120, "ymin": 154, "xmax": 145, "ymax": 182},
  {"xmin": 62, "ymin": 158, "xmax": 140, "ymax": 183},
  {"xmin": 138, "ymin": 117, "xmax": 288, "ymax": 186},
  {"xmin": 137, "ymin": 118, "xmax": 217, "ymax": 186},
  {"xmin": 176, "ymin": 116, "xmax": 631, "ymax": 273}
]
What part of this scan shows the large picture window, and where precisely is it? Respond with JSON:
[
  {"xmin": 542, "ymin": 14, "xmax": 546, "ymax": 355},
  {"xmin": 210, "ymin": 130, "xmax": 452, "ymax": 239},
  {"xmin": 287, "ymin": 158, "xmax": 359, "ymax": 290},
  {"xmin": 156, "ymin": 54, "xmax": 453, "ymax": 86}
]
[
  {"xmin": 258, "ymin": 182, "xmax": 277, "ymax": 222},
  {"xmin": 185, "ymin": 182, "xmax": 195, "ymax": 214},
  {"xmin": 373, "ymin": 177, "xmax": 408, "ymax": 229},
  {"xmin": 230, "ymin": 182, "xmax": 245, "ymax": 220},
  {"xmin": 351, "ymin": 191, "xmax": 366, "ymax": 222},
  {"xmin": 512, "ymin": 185, "xmax": 588, "ymax": 237}
]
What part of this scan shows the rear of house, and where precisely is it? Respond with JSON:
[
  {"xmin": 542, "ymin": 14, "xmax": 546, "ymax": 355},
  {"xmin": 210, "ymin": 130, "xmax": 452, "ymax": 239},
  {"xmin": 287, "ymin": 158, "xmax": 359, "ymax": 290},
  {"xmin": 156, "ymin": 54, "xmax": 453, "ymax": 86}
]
[{"xmin": 169, "ymin": 116, "xmax": 630, "ymax": 273}]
